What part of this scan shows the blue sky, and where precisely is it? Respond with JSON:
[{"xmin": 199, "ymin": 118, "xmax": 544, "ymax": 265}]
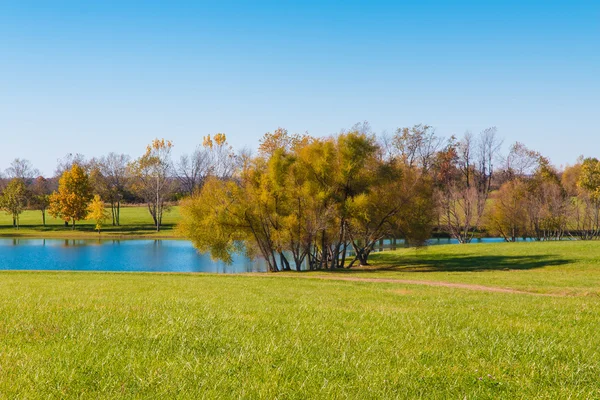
[{"xmin": 1, "ymin": 0, "xmax": 598, "ymax": 175}]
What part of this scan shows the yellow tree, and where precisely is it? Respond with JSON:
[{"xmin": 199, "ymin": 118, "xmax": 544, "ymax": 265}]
[
  {"xmin": 86, "ymin": 195, "xmax": 110, "ymax": 234},
  {"xmin": 49, "ymin": 164, "xmax": 93, "ymax": 229}
]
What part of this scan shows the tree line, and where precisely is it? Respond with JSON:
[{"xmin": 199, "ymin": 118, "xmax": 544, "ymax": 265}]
[
  {"xmin": 2, "ymin": 124, "xmax": 600, "ymax": 269},
  {"xmin": 0, "ymin": 135, "xmax": 236, "ymax": 231}
]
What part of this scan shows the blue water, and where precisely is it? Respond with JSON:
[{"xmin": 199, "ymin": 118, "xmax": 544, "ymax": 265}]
[
  {"xmin": 0, "ymin": 237, "xmax": 537, "ymax": 273},
  {"xmin": 0, "ymin": 239, "xmax": 267, "ymax": 273}
]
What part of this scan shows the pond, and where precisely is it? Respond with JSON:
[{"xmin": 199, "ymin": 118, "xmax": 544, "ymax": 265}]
[
  {"xmin": 0, "ymin": 237, "xmax": 535, "ymax": 273},
  {"xmin": 0, "ymin": 239, "xmax": 267, "ymax": 273}
]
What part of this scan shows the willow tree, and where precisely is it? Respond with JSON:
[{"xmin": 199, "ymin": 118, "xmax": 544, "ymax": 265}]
[{"xmin": 179, "ymin": 128, "xmax": 434, "ymax": 271}]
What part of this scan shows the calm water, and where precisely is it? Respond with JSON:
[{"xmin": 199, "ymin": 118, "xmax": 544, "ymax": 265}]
[
  {"xmin": 0, "ymin": 239, "xmax": 267, "ymax": 273},
  {"xmin": 0, "ymin": 237, "xmax": 535, "ymax": 273}
]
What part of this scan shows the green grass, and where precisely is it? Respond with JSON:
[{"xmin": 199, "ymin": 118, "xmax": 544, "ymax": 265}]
[
  {"xmin": 339, "ymin": 241, "xmax": 600, "ymax": 296},
  {"xmin": 1, "ymin": 241, "xmax": 600, "ymax": 398},
  {"xmin": 0, "ymin": 206, "xmax": 181, "ymax": 238}
]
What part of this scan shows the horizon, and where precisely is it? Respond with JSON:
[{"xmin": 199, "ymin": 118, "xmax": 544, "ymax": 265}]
[{"xmin": 1, "ymin": 1, "xmax": 598, "ymax": 175}]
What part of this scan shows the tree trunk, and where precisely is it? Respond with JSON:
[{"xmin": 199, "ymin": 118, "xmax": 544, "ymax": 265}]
[{"xmin": 41, "ymin": 209, "xmax": 46, "ymax": 226}]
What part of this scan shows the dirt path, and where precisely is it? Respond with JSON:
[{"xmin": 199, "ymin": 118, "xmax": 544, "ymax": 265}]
[{"xmin": 250, "ymin": 274, "xmax": 565, "ymax": 297}]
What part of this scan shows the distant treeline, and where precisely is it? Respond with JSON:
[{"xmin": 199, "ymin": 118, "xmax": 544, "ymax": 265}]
[{"xmin": 2, "ymin": 124, "xmax": 599, "ymax": 265}]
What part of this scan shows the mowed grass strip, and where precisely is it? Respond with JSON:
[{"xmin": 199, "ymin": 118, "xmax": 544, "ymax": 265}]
[
  {"xmin": 0, "ymin": 206, "xmax": 181, "ymax": 238},
  {"xmin": 0, "ymin": 271, "xmax": 598, "ymax": 398}
]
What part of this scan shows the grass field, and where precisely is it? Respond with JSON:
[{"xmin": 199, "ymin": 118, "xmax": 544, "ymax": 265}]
[
  {"xmin": 0, "ymin": 206, "xmax": 181, "ymax": 238},
  {"xmin": 1, "ymin": 241, "xmax": 599, "ymax": 398}
]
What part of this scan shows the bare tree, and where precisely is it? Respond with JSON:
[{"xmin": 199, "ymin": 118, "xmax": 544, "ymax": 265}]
[
  {"xmin": 176, "ymin": 146, "xmax": 212, "ymax": 196},
  {"xmin": 89, "ymin": 153, "xmax": 131, "ymax": 225},
  {"xmin": 393, "ymin": 124, "xmax": 444, "ymax": 172},
  {"xmin": 55, "ymin": 153, "xmax": 87, "ymax": 176},
  {"xmin": 129, "ymin": 139, "xmax": 175, "ymax": 231},
  {"xmin": 438, "ymin": 128, "xmax": 502, "ymax": 243},
  {"xmin": 5, "ymin": 158, "xmax": 40, "ymax": 182}
]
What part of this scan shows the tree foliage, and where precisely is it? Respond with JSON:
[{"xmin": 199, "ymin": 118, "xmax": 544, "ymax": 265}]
[
  {"xmin": 1, "ymin": 178, "xmax": 28, "ymax": 229},
  {"xmin": 86, "ymin": 194, "xmax": 110, "ymax": 233},
  {"xmin": 179, "ymin": 129, "xmax": 436, "ymax": 271},
  {"xmin": 48, "ymin": 164, "xmax": 93, "ymax": 229}
]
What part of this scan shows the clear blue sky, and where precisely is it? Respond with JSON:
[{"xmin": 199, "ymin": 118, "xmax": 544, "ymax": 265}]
[{"xmin": 1, "ymin": 0, "xmax": 598, "ymax": 175}]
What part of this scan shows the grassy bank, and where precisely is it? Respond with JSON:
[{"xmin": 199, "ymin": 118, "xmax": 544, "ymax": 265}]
[
  {"xmin": 0, "ymin": 206, "xmax": 181, "ymax": 239},
  {"xmin": 1, "ymin": 241, "xmax": 600, "ymax": 398}
]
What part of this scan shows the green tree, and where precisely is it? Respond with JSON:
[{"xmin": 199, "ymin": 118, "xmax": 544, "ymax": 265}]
[
  {"xmin": 49, "ymin": 164, "xmax": 93, "ymax": 229},
  {"xmin": 1, "ymin": 178, "xmax": 28, "ymax": 229}
]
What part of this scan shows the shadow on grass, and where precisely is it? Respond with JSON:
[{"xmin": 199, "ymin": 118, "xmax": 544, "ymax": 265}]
[{"xmin": 325, "ymin": 252, "xmax": 574, "ymax": 273}]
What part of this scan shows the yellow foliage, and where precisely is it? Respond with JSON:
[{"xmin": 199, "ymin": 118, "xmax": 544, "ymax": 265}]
[{"xmin": 86, "ymin": 194, "xmax": 110, "ymax": 232}]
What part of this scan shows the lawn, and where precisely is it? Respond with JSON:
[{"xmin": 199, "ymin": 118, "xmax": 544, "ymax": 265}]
[
  {"xmin": 1, "ymin": 241, "xmax": 599, "ymax": 398},
  {"xmin": 0, "ymin": 206, "xmax": 181, "ymax": 238}
]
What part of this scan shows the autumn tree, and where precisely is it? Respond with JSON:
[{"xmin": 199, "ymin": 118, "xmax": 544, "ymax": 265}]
[
  {"xmin": 564, "ymin": 158, "xmax": 600, "ymax": 239},
  {"xmin": 86, "ymin": 195, "xmax": 110, "ymax": 234},
  {"xmin": 129, "ymin": 139, "xmax": 175, "ymax": 231},
  {"xmin": 180, "ymin": 127, "xmax": 435, "ymax": 271},
  {"xmin": 485, "ymin": 179, "xmax": 529, "ymax": 241},
  {"xmin": 1, "ymin": 178, "xmax": 28, "ymax": 229},
  {"xmin": 48, "ymin": 164, "xmax": 93, "ymax": 229},
  {"xmin": 524, "ymin": 158, "xmax": 569, "ymax": 240}
]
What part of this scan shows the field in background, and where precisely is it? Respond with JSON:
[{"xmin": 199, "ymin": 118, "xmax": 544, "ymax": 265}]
[
  {"xmin": 0, "ymin": 206, "xmax": 181, "ymax": 238},
  {"xmin": 1, "ymin": 242, "xmax": 599, "ymax": 398}
]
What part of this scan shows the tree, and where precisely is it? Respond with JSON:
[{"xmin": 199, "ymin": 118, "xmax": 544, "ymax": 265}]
[
  {"xmin": 179, "ymin": 127, "xmax": 435, "ymax": 271},
  {"xmin": 485, "ymin": 179, "xmax": 529, "ymax": 241},
  {"xmin": 48, "ymin": 164, "xmax": 93, "ymax": 229},
  {"xmin": 30, "ymin": 176, "xmax": 51, "ymax": 226},
  {"xmin": 1, "ymin": 178, "xmax": 28, "ymax": 229},
  {"xmin": 86, "ymin": 195, "xmax": 110, "ymax": 234},
  {"xmin": 55, "ymin": 153, "xmax": 87, "ymax": 177},
  {"xmin": 5, "ymin": 158, "xmax": 40, "ymax": 182},
  {"xmin": 203, "ymin": 133, "xmax": 237, "ymax": 179},
  {"xmin": 524, "ymin": 158, "xmax": 569, "ymax": 240},
  {"xmin": 176, "ymin": 146, "xmax": 211, "ymax": 196},
  {"xmin": 564, "ymin": 158, "xmax": 600, "ymax": 240},
  {"xmin": 392, "ymin": 124, "xmax": 443, "ymax": 172},
  {"xmin": 129, "ymin": 139, "xmax": 175, "ymax": 231},
  {"xmin": 437, "ymin": 128, "xmax": 502, "ymax": 243},
  {"xmin": 89, "ymin": 153, "xmax": 130, "ymax": 225}
]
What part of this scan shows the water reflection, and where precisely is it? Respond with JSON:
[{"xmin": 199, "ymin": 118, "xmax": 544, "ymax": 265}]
[{"xmin": 0, "ymin": 239, "xmax": 266, "ymax": 273}]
